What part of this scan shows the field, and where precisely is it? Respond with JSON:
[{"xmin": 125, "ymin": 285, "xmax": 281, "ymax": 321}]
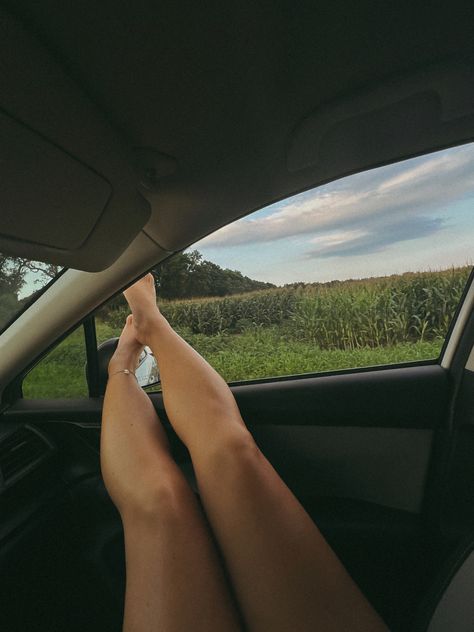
[{"xmin": 23, "ymin": 266, "xmax": 471, "ymax": 398}]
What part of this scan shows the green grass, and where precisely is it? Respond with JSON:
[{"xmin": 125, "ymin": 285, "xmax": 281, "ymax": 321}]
[
  {"xmin": 179, "ymin": 328, "xmax": 442, "ymax": 382},
  {"xmin": 23, "ymin": 327, "xmax": 88, "ymax": 398},
  {"xmin": 23, "ymin": 324, "xmax": 443, "ymax": 398}
]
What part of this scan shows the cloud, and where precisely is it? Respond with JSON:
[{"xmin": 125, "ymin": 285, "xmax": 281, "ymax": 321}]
[
  {"xmin": 309, "ymin": 229, "xmax": 368, "ymax": 249},
  {"xmin": 305, "ymin": 216, "xmax": 445, "ymax": 258},
  {"xmin": 198, "ymin": 144, "xmax": 474, "ymax": 256}
]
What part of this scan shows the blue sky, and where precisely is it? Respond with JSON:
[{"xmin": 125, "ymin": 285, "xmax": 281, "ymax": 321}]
[{"xmin": 194, "ymin": 144, "xmax": 474, "ymax": 285}]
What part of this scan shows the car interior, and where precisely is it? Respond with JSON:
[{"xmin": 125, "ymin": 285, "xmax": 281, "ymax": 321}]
[{"xmin": 0, "ymin": 3, "xmax": 474, "ymax": 631}]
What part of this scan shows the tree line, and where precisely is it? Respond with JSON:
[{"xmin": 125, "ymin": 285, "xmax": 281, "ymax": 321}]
[
  {"xmin": 0, "ymin": 250, "xmax": 274, "ymax": 325},
  {"xmin": 154, "ymin": 250, "xmax": 274, "ymax": 299}
]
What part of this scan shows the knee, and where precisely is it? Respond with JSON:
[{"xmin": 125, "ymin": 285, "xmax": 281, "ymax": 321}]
[
  {"xmin": 121, "ymin": 469, "xmax": 192, "ymax": 525},
  {"xmin": 204, "ymin": 428, "xmax": 262, "ymax": 482}
]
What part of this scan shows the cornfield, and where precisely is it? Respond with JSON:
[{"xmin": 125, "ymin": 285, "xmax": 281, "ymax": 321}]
[{"xmin": 105, "ymin": 266, "xmax": 471, "ymax": 351}]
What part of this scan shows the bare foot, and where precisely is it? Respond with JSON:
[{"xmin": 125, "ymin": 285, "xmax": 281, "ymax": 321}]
[
  {"xmin": 108, "ymin": 315, "xmax": 144, "ymax": 376},
  {"xmin": 123, "ymin": 274, "xmax": 162, "ymax": 344}
]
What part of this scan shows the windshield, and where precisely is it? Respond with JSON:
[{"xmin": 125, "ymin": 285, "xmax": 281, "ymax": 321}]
[{"xmin": 0, "ymin": 254, "xmax": 64, "ymax": 333}]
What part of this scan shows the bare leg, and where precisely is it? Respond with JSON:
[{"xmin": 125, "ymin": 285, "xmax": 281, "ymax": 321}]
[
  {"xmin": 100, "ymin": 316, "xmax": 241, "ymax": 632},
  {"xmin": 124, "ymin": 275, "xmax": 388, "ymax": 632}
]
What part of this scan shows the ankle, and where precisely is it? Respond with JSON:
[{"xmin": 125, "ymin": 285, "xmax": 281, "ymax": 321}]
[
  {"xmin": 133, "ymin": 312, "xmax": 166, "ymax": 345},
  {"xmin": 108, "ymin": 348, "xmax": 140, "ymax": 376}
]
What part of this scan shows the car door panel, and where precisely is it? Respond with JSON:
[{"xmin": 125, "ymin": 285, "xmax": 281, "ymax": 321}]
[
  {"xmin": 6, "ymin": 364, "xmax": 447, "ymax": 515},
  {"xmin": 1, "ymin": 362, "xmax": 451, "ymax": 631},
  {"xmin": 252, "ymin": 425, "xmax": 432, "ymax": 513}
]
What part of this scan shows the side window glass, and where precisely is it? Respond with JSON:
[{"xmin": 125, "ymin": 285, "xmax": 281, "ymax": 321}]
[
  {"xmin": 99, "ymin": 144, "xmax": 474, "ymax": 384},
  {"xmin": 22, "ymin": 326, "xmax": 88, "ymax": 398}
]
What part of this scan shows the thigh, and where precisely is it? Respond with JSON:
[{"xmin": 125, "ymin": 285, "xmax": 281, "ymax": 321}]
[{"xmin": 191, "ymin": 431, "xmax": 388, "ymax": 632}]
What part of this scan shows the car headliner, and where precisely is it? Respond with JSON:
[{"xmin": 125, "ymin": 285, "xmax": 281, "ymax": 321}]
[
  {"xmin": 0, "ymin": 2, "xmax": 474, "ymax": 396},
  {"xmin": 4, "ymin": 1, "xmax": 474, "ymax": 253}
]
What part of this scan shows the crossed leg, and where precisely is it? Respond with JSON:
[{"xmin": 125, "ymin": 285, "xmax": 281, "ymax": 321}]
[{"xmin": 101, "ymin": 274, "xmax": 388, "ymax": 631}]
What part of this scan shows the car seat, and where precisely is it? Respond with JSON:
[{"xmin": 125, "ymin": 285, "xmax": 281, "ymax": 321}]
[{"xmin": 412, "ymin": 535, "xmax": 474, "ymax": 631}]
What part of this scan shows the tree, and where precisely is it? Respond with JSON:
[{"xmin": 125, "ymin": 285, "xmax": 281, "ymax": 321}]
[
  {"xmin": 0, "ymin": 254, "xmax": 61, "ymax": 326},
  {"xmin": 0, "ymin": 255, "xmax": 27, "ymax": 326},
  {"xmin": 153, "ymin": 250, "xmax": 275, "ymax": 300},
  {"xmin": 0, "ymin": 255, "xmax": 27, "ymax": 296},
  {"xmin": 154, "ymin": 251, "xmax": 204, "ymax": 299}
]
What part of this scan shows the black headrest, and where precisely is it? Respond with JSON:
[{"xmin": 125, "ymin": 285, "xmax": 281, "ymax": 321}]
[{"xmin": 96, "ymin": 338, "xmax": 119, "ymax": 395}]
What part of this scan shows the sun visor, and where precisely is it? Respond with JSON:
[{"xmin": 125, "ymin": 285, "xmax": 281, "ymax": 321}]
[
  {"xmin": 0, "ymin": 112, "xmax": 112, "ymax": 250},
  {"xmin": 287, "ymin": 62, "xmax": 474, "ymax": 174},
  {"xmin": 0, "ymin": 10, "xmax": 150, "ymax": 271}
]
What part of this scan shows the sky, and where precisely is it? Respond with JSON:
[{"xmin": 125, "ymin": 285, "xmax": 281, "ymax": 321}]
[{"xmin": 193, "ymin": 143, "xmax": 474, "ymax": 285}]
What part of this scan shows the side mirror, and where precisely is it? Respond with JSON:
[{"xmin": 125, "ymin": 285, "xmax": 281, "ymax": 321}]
[
  {"xmin": 135, "ymin": 346, "xmax": 160, "ymax": 387},
  {"xmin": 94, "ymin": 338, "xmax": 160, "ymax": 394}
]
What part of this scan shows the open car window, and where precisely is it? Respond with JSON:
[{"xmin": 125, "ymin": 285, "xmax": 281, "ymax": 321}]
[
  {"xmin": 93, "ymin": 143, "xmax": 474, "ymax": 385},
  {"xmin": 0, "ymin": 255, "xmax": 64, "ymax": 334}
]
